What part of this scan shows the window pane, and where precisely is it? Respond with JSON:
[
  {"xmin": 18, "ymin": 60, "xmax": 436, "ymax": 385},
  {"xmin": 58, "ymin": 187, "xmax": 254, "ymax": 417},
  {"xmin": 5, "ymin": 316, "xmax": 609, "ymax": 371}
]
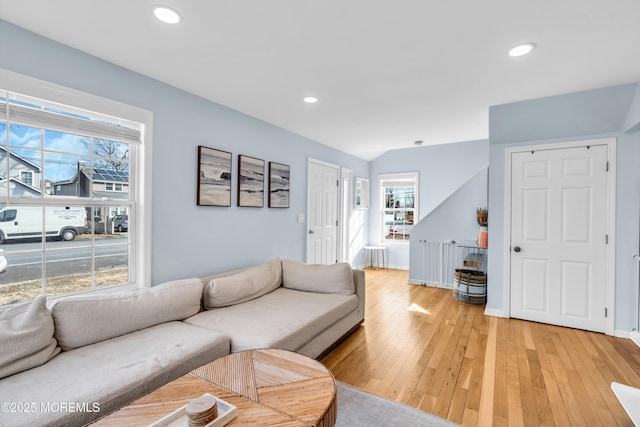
[
  {"xmin": 93, "ymin": 164, "xmax": 129, "ymax": 201},
  {"xmin": 45, "ymin": 152, "xmax": 91, "ymax": 197},
  {"xmin": 44, "ymin": 130, "xmax": 90, "ymax": 156},
  {"xmin": 105, "ymin": 206, "xmax": 129, "ymax": 233},
  {"xmin": 95, "ymin": 242, "xmax": 129, "ymax": 287},
  {"xmin": 46, "ymin": 246, "xmax": 92, "ymax": 297},
  {"xmin": 7, "ymin": 124, "xmax": 41, "ymax": 148},
  {"xmin": 93, "ymin": 138, "xmax": 130, "ymax": 166},
  {"xmin": 7, "ymin": 146, "xmax": 41, "ymax": 197},
  {"xmin": 0, "ymin": 252, "xmax": 43, "ymax": 306}
]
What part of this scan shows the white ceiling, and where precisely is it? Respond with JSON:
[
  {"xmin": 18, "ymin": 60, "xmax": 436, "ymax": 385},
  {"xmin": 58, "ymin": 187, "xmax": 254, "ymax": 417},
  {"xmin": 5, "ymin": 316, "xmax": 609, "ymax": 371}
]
[{"xmin": 1, "ymin": 1, "xmax": 639, "ymax": 160}]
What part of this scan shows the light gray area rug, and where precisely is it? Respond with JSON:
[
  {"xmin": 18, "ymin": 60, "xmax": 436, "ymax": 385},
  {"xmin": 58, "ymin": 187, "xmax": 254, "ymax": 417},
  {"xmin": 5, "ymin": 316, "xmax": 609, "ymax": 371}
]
[{"xmin": 335, "ymin": 381, "xmax": 459, "ymax": 427}]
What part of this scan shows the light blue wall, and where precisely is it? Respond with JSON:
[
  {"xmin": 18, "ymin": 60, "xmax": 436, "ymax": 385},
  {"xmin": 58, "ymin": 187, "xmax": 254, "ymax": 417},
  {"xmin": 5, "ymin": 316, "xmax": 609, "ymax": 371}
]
[
  {"xmin": 625, "ymin": 84, "xmax": 640, "ymax": 133},
  {"xmin": 369, "ymin": 140, "xmax": 489, "ymax": 269},
  {"xmin": 489, "ymin": 84, "xmax": 636, "ymax": 145},
  {"xmin": 0, "ymin": 21, "xmax": 369, "ymax": 283},
  {"xmin": 488, "ymin": 83, "xmax": 640, "ymax": 333}
]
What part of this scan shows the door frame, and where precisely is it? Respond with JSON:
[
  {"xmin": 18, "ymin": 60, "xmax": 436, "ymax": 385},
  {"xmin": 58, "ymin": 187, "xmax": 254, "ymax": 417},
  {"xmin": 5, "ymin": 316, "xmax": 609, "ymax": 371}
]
[
  {"xmin": 502, "ymin": 138, "xmax": 616, "ymax": 335},
  {"xmin": 306, "ymin": 158, "xmax": 341, "ymax": 264},
  {"xmin": 340, "ymin": 167, "xmax": 353, "ymax": 263}
]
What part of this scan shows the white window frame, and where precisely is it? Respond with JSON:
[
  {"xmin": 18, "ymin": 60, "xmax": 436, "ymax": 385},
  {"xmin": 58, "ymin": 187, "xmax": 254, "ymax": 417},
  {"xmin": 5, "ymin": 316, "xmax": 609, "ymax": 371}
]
[
  {"xmin": 379, "ymin": 172, "xmax": 418, "ymax": 245},
  {"xmin": 0, "ymin": 68, "xmax": 153, "ymax": 292}
]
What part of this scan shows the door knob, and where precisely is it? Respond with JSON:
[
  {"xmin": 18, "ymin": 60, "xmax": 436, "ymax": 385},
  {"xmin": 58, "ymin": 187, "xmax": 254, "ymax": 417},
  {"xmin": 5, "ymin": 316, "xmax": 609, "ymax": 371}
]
[
  {"xmin": 513, "ymin": 246, "xmax": 521, "ymax": 253},
  {"xmin": 309, "ymin": 230, "xmax": 315, "ymax": 234}
]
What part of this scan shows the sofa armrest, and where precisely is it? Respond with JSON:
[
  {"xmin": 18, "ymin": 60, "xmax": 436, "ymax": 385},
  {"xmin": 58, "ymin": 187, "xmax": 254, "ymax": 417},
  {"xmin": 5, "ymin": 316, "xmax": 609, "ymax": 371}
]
[{"xmin": 352, "ymin": 269, "xmax": 365, "ymax": 322}]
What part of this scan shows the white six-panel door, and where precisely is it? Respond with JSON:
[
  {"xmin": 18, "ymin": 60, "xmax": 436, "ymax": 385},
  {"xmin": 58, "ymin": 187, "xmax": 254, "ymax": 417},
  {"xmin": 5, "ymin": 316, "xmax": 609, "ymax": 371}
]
[
  {"xmin": 307, "ymin": 160, "xmax": 339, "ymax": 264},
  {"xmin": 510, "ymin": 144, "xmax": 608, "ymax": 333}
]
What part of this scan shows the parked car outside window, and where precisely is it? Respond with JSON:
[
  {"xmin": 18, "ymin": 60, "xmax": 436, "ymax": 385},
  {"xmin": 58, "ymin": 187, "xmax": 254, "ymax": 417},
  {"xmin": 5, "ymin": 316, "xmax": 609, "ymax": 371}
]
[{"xmin": 112, "ymin": 214, "xmax": 128, "ymax": 232}]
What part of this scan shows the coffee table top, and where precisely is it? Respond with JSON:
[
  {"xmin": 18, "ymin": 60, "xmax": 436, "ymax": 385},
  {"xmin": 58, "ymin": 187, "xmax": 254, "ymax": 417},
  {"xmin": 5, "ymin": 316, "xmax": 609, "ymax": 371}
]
[{"xmin": 93, "ymin": 349, "xmax": 337, "ymax": 426}]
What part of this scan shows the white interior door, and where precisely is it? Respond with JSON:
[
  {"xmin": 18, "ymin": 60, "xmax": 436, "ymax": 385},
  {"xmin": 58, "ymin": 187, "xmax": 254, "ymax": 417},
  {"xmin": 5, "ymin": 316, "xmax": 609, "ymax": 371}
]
[
  {"xmin": 307, "ymin": 160, "xmax": 339, "ymax": 264},
  {"xmin": 510, "ymin": 144, "xmax": 608, "ymax": 333}
]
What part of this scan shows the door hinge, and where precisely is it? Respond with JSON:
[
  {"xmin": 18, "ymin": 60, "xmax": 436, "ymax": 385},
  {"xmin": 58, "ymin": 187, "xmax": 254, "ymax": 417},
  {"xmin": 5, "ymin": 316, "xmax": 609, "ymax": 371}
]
[
  {"xmin": 336, "ymin": 180, "xmax": 339, "ymax": 186},
  {"xmin": 606, "ymin": 161, "xmax": 609, "ymax": 172},
  {"xmin": 605, "ymin": 307, "xmax": 608, "ymax": 317},
  {"xmin": 336, "ymin": 219, "xmax": 338, "ymax": 226},
  {"xmin": 606, "ymin": 234, "xmax": 609, "ymax": 244}
]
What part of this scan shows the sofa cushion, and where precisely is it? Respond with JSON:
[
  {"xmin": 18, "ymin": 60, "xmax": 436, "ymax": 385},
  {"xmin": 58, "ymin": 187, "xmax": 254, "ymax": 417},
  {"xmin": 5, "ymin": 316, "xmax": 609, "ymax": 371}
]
[
  {"xmin": 0, "ymin": 321, "xmax": 230, "ymax": 427},
  {"xmin": 186, "ymin": 287, "xmax": 358, "ymax": 353},
  {"xmin": 51, "ymin": 278, "xmax": 203, "ymax": 351},
  {"xmin": 203, "ymin": 258, "xmax": 282, "ymax": 309},
  {"xmin": 0, "ymin": 296, "xmax": 60, "ymax": 380},
  {"xmin": 282, "ymin": 260, "xmax": 355, "ymax": 295}
]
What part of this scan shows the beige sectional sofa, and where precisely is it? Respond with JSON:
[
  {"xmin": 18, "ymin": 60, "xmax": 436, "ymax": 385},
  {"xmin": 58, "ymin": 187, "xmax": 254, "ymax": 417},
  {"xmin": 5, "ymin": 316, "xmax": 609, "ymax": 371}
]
[{"xmin": 0, "ymin": 259, "xmax": 364, "ymax": 427}]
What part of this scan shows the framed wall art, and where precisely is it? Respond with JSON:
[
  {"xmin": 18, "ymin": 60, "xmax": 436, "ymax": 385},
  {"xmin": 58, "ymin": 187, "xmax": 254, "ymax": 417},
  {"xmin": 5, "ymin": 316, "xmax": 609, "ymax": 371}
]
[
  {"xmin": 268, "ymin": 162, "xmax": 290, "ymax": 208},
  {"xmin": 197, "ymin": 146, "xmax": 232, "ymax": 207},
  {"xmin": 238, "ymin": 155, "xmax": 265, "ymax": 207}
]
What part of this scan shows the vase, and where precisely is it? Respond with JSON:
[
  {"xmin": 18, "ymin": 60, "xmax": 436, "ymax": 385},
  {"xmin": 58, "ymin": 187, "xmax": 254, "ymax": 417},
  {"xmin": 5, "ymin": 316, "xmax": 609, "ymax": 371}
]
[{"xmin": 478, "ymin": 226, "xmax": 488, "ymax": 248}]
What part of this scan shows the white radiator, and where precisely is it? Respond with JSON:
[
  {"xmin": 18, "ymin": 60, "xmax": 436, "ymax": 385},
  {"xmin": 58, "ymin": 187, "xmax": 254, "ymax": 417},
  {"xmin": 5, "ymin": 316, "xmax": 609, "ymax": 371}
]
[{"xmin": 417, "ymin": 240, "xmax": 486, "ymax": 288}]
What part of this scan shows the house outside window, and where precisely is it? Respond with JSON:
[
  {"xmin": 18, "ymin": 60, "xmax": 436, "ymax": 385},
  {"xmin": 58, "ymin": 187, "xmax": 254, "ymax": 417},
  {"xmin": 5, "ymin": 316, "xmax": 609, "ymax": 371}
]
[
  {"xmin": 379, "ymin": 172, "xmax": 418, "ymax": 243},
  {"xmin": 0, "ymin": 77, "xmax": 150, "ymax": 308}
]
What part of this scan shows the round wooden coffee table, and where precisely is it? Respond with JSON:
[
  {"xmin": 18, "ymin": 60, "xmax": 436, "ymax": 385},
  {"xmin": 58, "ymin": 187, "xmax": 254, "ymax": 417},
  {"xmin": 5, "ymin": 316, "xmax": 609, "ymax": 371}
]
[{"xmin": 94, "ymin": 349, "xmax": 337, "ymax": 426}]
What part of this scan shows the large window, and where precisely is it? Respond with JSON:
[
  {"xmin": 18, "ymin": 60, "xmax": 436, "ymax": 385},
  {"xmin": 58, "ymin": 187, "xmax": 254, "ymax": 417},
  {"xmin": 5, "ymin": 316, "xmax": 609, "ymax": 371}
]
[
  {"xmin": 0, "ymin": 75, "xmax": 150, "ymax": 307},
  {"xmin": 379, "ymin": 172, "xmax": 418, "ymax": 243}
]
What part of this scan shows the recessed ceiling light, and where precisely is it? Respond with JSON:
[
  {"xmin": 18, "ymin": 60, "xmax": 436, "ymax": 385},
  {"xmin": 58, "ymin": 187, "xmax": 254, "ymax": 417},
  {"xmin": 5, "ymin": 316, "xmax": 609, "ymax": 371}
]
[
  {"xmin": 509, "ymin": 43, "xmax": 535, "ymax": 57},
  {"xmin": 154, "ymin": 6, "xmax": 181, "ymax": 24},
  {"xmin": 303, "ymin": 96, "xmax": 318, "ymax": 103}
]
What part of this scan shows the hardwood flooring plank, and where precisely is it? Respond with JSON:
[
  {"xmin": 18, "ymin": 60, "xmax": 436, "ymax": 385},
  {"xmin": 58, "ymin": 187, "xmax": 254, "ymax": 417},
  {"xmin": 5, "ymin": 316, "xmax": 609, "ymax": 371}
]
[
  {"xmin": 506, "ymin": 320, "xmax": 525, "ymax": 427},
  {"xmin": 477, "ymin": 316, "xmax": 497, "ymax": 426},
  {"xmin": 529, "ymin": 322, "xmax": 571, "ymax": 427}
]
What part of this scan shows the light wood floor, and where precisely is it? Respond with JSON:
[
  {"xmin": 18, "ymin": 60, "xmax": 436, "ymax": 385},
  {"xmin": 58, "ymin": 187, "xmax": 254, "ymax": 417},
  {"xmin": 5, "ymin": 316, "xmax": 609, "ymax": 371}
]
[{"xmin": 321, "ymin": 268, "xmax": 640, "ymax": 426}]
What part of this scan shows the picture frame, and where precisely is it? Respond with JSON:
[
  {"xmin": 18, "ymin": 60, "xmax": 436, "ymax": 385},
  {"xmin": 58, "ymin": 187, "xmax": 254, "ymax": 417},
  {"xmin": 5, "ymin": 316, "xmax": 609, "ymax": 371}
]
[
  {"xmin": 268, "ymin": 162, "xmax": 290, "ymax": 208},
  {"xmin": 197, "ymin": 146, "xmax": 232, "ymax": 207},
  {"xmin": 238, "ymin": 155, "xmax": 265, "ymax": 207}
]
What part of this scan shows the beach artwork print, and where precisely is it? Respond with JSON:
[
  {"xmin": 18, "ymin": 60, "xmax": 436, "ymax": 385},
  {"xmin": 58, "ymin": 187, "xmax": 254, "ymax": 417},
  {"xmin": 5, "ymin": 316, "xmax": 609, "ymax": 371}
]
[
  {"xmin": 238, "ymin": 155, "xmax": 265, "ymax": 207},
  {"xmin": 197, "ymin": 146, "xmax": 232, "ymax": 206},
  {"xmin": 268, "ymin": 162, "xmax": 290, "ymax": 208}
]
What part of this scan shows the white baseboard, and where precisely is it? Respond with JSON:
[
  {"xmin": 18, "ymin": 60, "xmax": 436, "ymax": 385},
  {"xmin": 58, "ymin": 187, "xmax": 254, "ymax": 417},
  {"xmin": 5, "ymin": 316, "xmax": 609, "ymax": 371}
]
[
  {"xmin": 387, "ymin": 264, "xmax": 409, "ymax": 271},
  {"xmin": 407, "ymin": 279, "xmax": 452, "ymax": 289},
  {"xmin": 484, "ymin": 308, "xmax": 506, "ymax": 318},
  {"xmin": 357, "ymin": 264, "xmax": 408, "ymax": 271},
  {"xmin": 614, "ymin": 329, "xmax": 631, "ymax": 339}
]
